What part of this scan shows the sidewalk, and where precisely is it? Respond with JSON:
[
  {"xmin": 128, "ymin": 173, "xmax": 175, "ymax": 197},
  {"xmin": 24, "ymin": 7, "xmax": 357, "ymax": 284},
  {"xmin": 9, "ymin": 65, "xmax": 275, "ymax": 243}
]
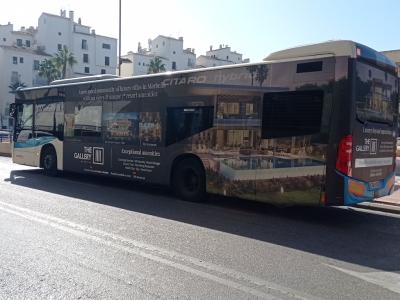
[{"xmin": 355, "ymin": 162, "xmax": 400, "ymax": 214}]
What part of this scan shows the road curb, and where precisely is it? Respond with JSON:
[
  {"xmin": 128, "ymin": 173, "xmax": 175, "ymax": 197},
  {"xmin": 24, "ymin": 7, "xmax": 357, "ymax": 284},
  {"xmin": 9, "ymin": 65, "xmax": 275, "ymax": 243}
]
[{"xmin": 355, "ymin": 202, "xmax": 400, "ymax": 214}]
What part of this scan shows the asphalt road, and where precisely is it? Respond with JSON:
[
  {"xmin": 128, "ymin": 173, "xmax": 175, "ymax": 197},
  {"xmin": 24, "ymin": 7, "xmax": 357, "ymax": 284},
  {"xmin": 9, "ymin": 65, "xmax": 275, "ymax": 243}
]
[{"xmin": 1, "ymin": 156, "xmax": 400, "ymax": 300}]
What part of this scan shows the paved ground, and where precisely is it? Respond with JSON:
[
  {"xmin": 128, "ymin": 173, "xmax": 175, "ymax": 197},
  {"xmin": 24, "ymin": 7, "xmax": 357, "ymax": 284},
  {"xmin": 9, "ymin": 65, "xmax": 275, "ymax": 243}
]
[
  {"xmin": 2, "ymin": 157, "xmax": 400, "ymax": 299},
  {"xmin": 355, "ymin": 159, "xmax": 400, "ymax": 214}
]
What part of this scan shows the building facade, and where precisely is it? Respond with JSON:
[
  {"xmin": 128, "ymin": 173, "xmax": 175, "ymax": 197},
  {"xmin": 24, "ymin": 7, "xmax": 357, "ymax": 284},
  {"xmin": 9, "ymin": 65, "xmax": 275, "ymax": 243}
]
[
  {"xmin": 120, "ymin": 35, "xmax": 196, "ymax": 76},
  {"xmin": 0, "ymin": 10, "xmax": 117, "ymax": 128},
  {"xmin": 35, "ymin": 10, "xmax": 117, "ymax": 78},
  {"xmin": 196, "ymin": 45, "xmax": 250, "ymax": 68}
]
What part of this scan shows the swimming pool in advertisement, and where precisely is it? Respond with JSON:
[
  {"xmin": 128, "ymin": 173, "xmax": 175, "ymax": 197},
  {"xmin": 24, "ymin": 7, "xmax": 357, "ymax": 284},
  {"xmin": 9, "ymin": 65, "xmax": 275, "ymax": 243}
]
[
  {"xmin": 215, "ymin": 156, "xmax": 326, "ymax": 180},
  {"xmin": 220, "ymin": 156, "xmax": 323, "ymax": 170}
]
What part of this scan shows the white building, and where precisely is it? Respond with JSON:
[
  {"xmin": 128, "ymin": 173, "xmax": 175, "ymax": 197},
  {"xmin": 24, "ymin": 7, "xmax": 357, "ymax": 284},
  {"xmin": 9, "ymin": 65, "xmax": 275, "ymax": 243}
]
[
  {"xmin": 196, "ymin": 45, "xmax": 250, "ymax": 68},
  {"xmin": 0, "ymin": 24, "xmax": 51, "ymax": 127},
  {"xmin": 120, "ymin": 35, "xmax": 196, "ymax": 76},
  {"xmin": 0, "ymin": 10, "xmax": 117, "ymax": 127},
  {"xmin": 35, "ymin": 10, "xmax": 117, "ymax": 77}
]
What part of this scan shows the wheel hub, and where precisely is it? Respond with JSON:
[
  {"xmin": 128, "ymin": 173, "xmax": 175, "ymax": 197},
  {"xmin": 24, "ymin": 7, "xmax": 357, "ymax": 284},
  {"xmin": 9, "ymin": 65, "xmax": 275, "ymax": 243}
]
[{"xmin": 44, "ymin": 154, "xmax": 53, "ymax": 169}]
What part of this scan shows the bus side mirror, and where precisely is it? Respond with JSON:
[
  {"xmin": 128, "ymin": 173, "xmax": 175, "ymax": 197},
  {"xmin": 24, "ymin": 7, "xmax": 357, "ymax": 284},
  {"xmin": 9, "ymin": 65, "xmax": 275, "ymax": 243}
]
[{"xmin": 9, "ymin": 103, "xmax": 17, "ymax": 118}]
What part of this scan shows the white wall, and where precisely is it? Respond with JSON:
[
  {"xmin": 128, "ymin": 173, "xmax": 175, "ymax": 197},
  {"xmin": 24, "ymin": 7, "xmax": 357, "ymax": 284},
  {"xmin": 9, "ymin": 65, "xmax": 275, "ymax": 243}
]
[
  {"xmin": 120, "ymin": 35, "xmax": 195, "ymax": 76},
  {"xmin": 120, "ymin": 52, "xmax": 168, "ymax": 76},
  {"xmin": 207, "ymin": 46, "xmax": 243, "ymax": 63},
  {"xmin": 0, "ymin": 24, "xmax": 13, "ymax": 47},
  {"xmin": 1, "ymin": 49, "xmax": 31, "ymax": 115},
  {"xmin": 0, "ymin": 48, "xmax": 6, "ymax": 116},
  {"xmin": 196, "ymin": 55, "xmax": 233, "ymax": 68},
  {"xmin": 94, "ymin": 35, "xmax": 117, "ymax": 74},
  {"xmin": 132, "ymin": 53, "xmax": 154, "ymax": 76},
  {"xmin": 151, "ymin": 36, "xmax": 168, "ymax": 58},
  {"xmin": 151, "ymin": 36, "xmax": 183, "ymax": 71},
  {"xmin": 0, "ymin": 10, "xmax": 117, "ymax": 123},
  {"xmin": 36, "ymin": 12, "xmax": 117, "ymax": 77},
  {"xmin": 0, "ymin": 47, "xmax": 49, "ymax": 115},
  {"xmin": 36, "ymin": 13, "xmax": 71, "ymax": 57},
  {"xmin": 12, "ymin": 32, "xmax": 34, "ymax": 49},
  {"xmin": 182, "ymin": 51, "xmax": 196, "ymax": 70}
]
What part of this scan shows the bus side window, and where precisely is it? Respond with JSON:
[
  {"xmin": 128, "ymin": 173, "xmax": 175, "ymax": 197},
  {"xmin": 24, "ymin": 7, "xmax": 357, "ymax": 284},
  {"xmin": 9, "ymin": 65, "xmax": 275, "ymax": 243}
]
[
  {"xmin": 261, "ymin": 90, "xmax": 324, "ymax": 139},
  {"xmin": 166, "ymin": 107, "xmax": 214, "ymax": 146}
]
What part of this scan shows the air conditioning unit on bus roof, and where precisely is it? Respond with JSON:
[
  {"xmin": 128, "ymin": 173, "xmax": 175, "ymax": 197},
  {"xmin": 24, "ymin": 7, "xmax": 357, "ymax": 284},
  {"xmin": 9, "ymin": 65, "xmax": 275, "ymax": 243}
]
[{"xmin": 264, "ymin": 40, "xmax": 356, "ymax": 61}]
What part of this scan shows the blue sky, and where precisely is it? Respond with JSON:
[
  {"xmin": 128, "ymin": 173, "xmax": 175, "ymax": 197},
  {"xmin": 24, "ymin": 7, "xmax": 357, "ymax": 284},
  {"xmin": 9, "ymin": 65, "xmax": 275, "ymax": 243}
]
[{"xmin": 1, "ymin": 0, "xmax": 399, "ymax": 62}]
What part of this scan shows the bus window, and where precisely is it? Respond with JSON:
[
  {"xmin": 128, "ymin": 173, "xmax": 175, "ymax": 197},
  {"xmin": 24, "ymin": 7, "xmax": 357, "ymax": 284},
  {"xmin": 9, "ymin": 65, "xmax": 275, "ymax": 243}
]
[
  {"xmin": 166, "ymin": 106, "xmax": 214, "ymax": 146},
  {"xmin": 261, "ymin": 90, "xmax": 324, "ymax": 139},
  {"xmin": 35, "ymin": 101, "xmax": 64, "ymax": 141},
  {"xmin": 75, "ymin": 105, "xmax": 102, "ymax": 137},
  {"xmin": 14, "ymin": 104, "xmax": 33, "ymax": 142}
]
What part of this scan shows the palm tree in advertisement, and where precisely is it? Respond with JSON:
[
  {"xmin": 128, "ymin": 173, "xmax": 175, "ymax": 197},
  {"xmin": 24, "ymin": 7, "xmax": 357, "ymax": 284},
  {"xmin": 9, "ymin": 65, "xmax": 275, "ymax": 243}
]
[
  {"xmin": 246, "ymin": 65, "xmax": 258, "ymax": 86},
  {"xmin": 255, "ymin": 65, "xmax": 269, "ymax": 86},
  {"xmin": 8, "ymin": 81, "xmax": 27, "ymax": 94},
  {"xmin": 38, "ymin": 58, "xmax": 59, "ymax": 84},
  {"xmin": 146, "ymin": 56, "xmax": 166, "ymax": 74},
  {"xmin": 54, "ymin": 46, "xmax": 78, "ymax": 79}
]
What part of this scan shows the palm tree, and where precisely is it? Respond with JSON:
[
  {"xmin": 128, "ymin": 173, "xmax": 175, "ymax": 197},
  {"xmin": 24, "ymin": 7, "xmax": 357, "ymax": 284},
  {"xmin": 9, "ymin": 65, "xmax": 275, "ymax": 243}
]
[
  {"xmin": 246, "ymin": 65, "xmax": 258, "ymax": 86},
  {"xmin": 255, "ymin": 65, "xmax": 269, "ymax": 87},
  {"xmin": 53, "ymin": 46, "xmax": 78, "ymax": 79},
  {"xmin": 8, "ymin": 81, "xmax": 27, "ymax": 94},
  {"xmin": 38, "ymin": 58, "xmax": 59, "ymax": 84},
  {"xmin": 146, "ymin": 57, "xmax": 166, "ymax": 74}
]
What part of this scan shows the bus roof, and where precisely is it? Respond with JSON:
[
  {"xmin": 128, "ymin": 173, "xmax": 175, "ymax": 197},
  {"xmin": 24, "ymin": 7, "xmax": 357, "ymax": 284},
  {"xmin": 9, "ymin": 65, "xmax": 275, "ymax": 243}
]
[
  {"xmin": 49, "ymin": 74, "xmax": 122, "ymax": 85},
  {"xmin": 16, "ymin": 40, "xmax": 395, "ymax": 93},
  {"xmin": 264, "ymin": 40, "xmax": 359, "ymax": 61}
]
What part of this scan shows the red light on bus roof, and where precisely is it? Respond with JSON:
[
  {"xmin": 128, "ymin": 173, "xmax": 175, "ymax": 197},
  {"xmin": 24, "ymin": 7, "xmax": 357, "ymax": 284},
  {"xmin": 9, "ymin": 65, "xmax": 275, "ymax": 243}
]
[{"xmin": 356, "ymin": 48, "xmax": 361, "ymax": 56}]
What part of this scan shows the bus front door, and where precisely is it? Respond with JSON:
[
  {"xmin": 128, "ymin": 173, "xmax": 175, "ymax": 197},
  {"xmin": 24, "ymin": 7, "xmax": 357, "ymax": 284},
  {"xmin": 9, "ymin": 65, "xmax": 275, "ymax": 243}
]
[{"xmin": 12, "ymin": 103, "xmax": 36, "ymax": 166}]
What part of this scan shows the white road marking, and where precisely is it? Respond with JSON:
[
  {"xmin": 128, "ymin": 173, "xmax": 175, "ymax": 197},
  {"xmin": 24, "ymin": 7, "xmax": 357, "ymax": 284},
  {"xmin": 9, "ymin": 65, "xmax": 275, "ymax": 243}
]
[
  {"xmin": 0, "ymin": 200, "xmax": 321, "ymax": 300},
  {"xmin": 326, "ymin": 264, "xmax": 400, "ymax": 294}
]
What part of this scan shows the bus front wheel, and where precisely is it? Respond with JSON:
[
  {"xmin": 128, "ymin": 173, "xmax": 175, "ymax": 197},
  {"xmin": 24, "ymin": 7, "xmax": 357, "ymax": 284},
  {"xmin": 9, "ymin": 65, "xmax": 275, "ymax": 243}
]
[
  {"xmin": 43, "ymin": 147, "xmax": 58, "ymax": 177},
  {"xmin": 173, "ymin": 158, "xmax": 206, "ymax": 202}
]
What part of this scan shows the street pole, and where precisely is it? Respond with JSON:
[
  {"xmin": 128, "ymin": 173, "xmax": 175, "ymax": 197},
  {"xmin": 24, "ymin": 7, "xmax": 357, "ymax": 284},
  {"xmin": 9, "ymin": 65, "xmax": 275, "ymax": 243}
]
[{"xmin": 119, "ymin": 0, "xmax": 121, "ymax": 76}]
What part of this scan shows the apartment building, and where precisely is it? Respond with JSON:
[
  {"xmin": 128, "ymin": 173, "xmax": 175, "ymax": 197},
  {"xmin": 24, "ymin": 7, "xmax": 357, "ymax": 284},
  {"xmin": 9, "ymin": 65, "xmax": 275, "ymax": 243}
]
[
  {"xmin": 120, "ymin": 35, "xmax": 196, "ymax": 76},
  {"xmin": 196, "ymin": 45, "xmax": 250, "ymax": 68},
  {"xmin": 0, "ymin": 10, "xmax": 117, "ymax": 127}
]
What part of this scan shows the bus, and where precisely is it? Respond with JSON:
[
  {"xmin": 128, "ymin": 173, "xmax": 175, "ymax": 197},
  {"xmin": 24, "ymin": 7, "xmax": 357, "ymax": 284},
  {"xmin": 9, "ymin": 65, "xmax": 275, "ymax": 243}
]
[{"xmin": 8, "ymin": 40, "xmax": 399, "ymax": 206}]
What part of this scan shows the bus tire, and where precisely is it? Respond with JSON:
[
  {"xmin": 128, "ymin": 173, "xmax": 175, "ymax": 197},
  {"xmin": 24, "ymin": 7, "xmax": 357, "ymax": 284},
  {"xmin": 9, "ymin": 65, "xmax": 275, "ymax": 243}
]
[
  {"xmin": 43, "ymin": 147, "xmax": 58, "ymax": 177},
  {"xmin": 173, "ymin": 158, "xmax": 206, "ymax": 202}
]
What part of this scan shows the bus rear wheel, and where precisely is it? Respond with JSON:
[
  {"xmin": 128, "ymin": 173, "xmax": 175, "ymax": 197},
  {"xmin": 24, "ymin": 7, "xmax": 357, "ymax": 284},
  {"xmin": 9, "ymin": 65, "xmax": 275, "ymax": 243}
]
[
  {"xmin": 43, "ymin": 147, "xmax": 58, "ymax": 177},
  {"xmin": 173, "ymin": 158, "xmax": 206, "ymax": 202}
]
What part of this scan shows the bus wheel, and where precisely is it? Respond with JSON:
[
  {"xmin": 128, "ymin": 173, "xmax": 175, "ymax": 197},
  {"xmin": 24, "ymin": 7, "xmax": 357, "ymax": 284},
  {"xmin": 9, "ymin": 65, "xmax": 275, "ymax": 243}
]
[
  {"xmin": 173, "ymin": 158, "xmax": 206, "ymax": 202},
  {"xmin": 43, "ymin": 147, "xmax": 58, "ymax": 177}
]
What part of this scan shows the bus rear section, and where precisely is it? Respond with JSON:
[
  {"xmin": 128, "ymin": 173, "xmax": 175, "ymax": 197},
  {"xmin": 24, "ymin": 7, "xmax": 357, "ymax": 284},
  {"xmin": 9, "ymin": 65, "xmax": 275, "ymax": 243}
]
[{"xmin": 331, "ymin": 49, "xmax": 398, "ymax": 205}]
